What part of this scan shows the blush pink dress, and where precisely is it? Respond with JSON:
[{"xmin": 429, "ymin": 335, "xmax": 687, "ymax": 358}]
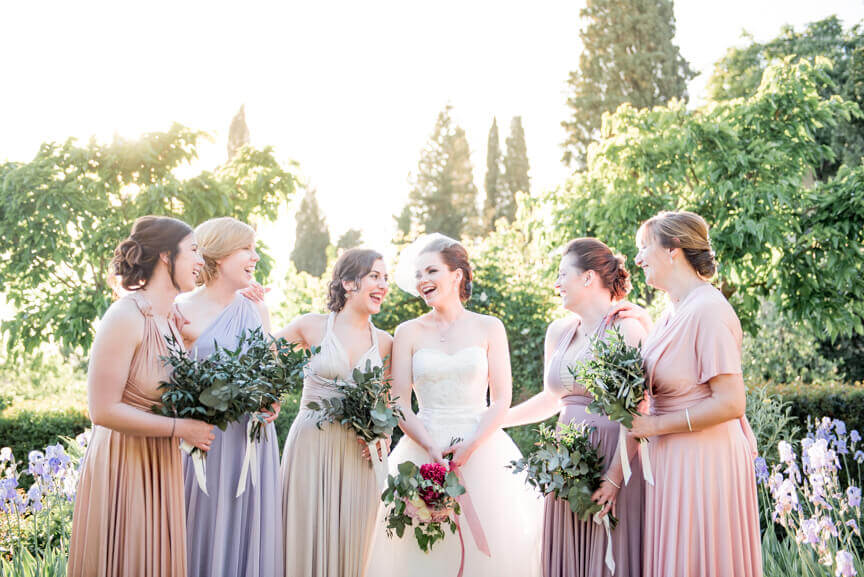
[{"xmin": 641, "ymin": 283, "xmax": 762, "ymax": 577}]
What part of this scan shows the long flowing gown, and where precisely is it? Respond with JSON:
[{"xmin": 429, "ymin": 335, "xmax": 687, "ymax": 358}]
[
  {"xmin": 642, "ymin": 283, "xmax": 762, "ymax": 577},
  {"xmin": 67, "ymin": 292, "xmax": 187, "ymax": 577},
  {"xmin": 366, "ymin": 345, "xmax": 544, "ymax": 577},
  {"xmin": 182, "ymin": 294, "xmax": 283, "ymax": 577},
  {"xmin": 543, "ymin": 315, "xmax": 643, "ymax": 577},
  {"xmin": 281, "ymin": 312, "xmax": 382, "ymax": 577}
]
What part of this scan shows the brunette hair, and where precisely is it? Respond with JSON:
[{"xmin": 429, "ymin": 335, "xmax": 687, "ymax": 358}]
[
  {"xmin": 421, "ymin": 237, "xmax": 473, "ymax": 302},
  {"xmin": 563, "ymin": 238, "xmax": 631, "ymax": 299},
  {"xmin": 637, "ymin": 211, "xmax": 716, "ymax": 278},
  {"xmin": 327, "ymin": 248, "xmax": 384, "ymax": 312},
  {"xmin": 112, "ymin": 216, "xmax": 193, "ymax": 291},
  {"xmin": 194, "ymin": 217, "xmax": 255, "ymax": 285}
]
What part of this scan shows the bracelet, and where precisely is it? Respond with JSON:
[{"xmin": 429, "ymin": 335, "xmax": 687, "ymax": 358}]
[
  {"xmin": 604, "ymin": 475, "xmax": 621, "ymax": 489},
  {"xmin": 685, "ymin": 408, "xmax": 693, "ymax": 432},
  {"xmin": 170, "ymin": 418, "xmax": 177, "ymax": 438}
]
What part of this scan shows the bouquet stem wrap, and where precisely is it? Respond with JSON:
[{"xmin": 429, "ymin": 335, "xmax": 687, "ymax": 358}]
[
  {"xmin": 593, "ymin": 512, "xmax": 616, "ymax": 574},
  {"xmin": 236, "ymin": 417, "xmax": 261, "ymax": 498},
  {"xmin": 181, "ymin": 439, "xmax": 208, "ymax": 495},
  {"xmin": 367, "ymin": 438, "xmax": 389, "ymax": 491},
  {"xmin": 449, "ymin": 464, "xmax": 491, "ymax": 561}
]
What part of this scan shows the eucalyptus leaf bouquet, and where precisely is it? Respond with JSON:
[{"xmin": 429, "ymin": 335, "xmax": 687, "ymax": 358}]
[
  {"xmin": 509, "ymin": 422, "xmax": 618, "ymax": 573},
  {"xmin": 306, "ymin": 358, "xmax": 403, "ymax": 489},
  {"xmin": 571, "ymin": 325, "xmax": 653, "ymax": 486}
]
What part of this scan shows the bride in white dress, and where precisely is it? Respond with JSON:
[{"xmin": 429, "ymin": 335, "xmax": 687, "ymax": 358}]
[{"xmin": 366, "ymin": 234, "xmax": 542, "ymax": 577}]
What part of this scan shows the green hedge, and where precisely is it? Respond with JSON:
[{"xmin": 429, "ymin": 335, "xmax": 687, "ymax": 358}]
[
  {"xmin": 766, "ymin": 382, "xmax": 864, "ymax": 434},
  {"xmin": 0, "ymin": 408, "xmax": 91, "ymax": 465}
]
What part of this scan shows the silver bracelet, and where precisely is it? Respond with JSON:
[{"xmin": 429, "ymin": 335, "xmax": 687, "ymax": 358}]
[
  {"xmin": 685, "ymin": 408, "xmax": 693, "ymax": 432},
  {"xmin": 604, "ymin": 475, "xmax": 621, "ymax": 489}
]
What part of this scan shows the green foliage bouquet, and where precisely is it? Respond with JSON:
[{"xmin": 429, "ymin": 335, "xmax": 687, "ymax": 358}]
[
  {"xmin": 509, "ymin": 422, "xmax": 617, "ymax": 573},
  {"xmin": 571, "ymin": 326, "xmax": 653, "ymax": 486},
  {"xmin": 306, "ymin": 359, "xmax": 403, "ymax": 489}
]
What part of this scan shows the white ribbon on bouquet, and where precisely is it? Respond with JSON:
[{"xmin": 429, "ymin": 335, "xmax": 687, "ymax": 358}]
[
  {"xmin": 236, "ymin": 418, "xmax": 261, "ymax": 498},
  {"xmin": 367, "ymin": 437, "xmax": 389, "ymax": 491},
  {"xmin": 180, "ymin": 439, "xmax": 208, "ymax": 495},
  {"xmin": 593, "ymin": 512, "xmax": 616, "ymax": 574},
  {"xmin": 617, "ymin": 423, "xmax": 654, "ymax": 486}
]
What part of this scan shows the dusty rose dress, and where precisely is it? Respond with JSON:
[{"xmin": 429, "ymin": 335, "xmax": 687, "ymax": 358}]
[
  {"xmin": 68, "ymin": 293, "xmax": 187, "ymax": 577},
  {"xmin": 641, "ymin": 283, "xmax": 761, "ymax": 577},
  {"xmin": 543, "ymin": 315, "xmax": 643, "ymax": 577}
]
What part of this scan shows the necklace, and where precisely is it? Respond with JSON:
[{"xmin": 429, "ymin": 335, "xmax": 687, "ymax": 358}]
[{"xmin": 434, "ymin": 310, "xmax": 466, "ymax": 343}]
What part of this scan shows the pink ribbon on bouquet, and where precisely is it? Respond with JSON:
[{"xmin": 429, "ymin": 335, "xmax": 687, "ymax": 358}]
[{"xmin": 448, "ymin": 463, "xmax": 491, "ymax": 576}]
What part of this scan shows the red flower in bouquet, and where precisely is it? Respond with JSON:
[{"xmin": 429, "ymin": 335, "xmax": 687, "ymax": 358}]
[{"xmin": 419, "ymin": 463, "xmax": 447, "ymax": 506}]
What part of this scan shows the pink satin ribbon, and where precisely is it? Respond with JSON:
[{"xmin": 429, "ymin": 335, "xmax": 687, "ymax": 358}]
[{"xmin": 449, "ymin": 462, "xmax": 491, "ymax": 576}]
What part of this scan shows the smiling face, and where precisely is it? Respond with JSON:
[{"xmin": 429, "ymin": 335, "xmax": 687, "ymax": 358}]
[
  {"xmin": 414, "ymin": 250, "xmax": 462, "ymax": 307},
  {"xmin": 635, "ymin": 226, "xmax": 673, "ymax": 290},
  {"xmin": 216, "ymin": 240, "xmax": 259, "ymax": 291},
  {"xmin": 345, "ymin": 258, "xmax": 389, "ymax": 315},
  {"xmin": 554, "ymin": 253, "xmax": 591, "ymax": 311},
  {"xmin": 172, "ymin": 234, "xmax": 205, "ymax": 293}
]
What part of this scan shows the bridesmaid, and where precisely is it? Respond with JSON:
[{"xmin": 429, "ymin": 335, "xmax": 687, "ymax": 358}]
[
  {"xmin": 275, "ymin": 248, "xmax": 393, "ymax": 577},
  {"xmin": 176, "ymin": 217, "xmax": 282, "ymax": 577},
  {"xmin": 68, "ymin": 216, "xmax": 215, "ymax": 577},
  {"xmin": 503, "ymin": 238, "xmax": 646, "ymax": 577},
  {"xmin": 619, "ymin": 211, "xmax": 762, "ymax": 576}
]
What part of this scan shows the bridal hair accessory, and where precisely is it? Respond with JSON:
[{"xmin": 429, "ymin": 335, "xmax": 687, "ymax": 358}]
[{"xmin": 393, "ymin": 233, "xmax": 460, "ymax": 297}]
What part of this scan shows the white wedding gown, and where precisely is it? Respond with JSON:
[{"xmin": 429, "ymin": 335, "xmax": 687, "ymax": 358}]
[{"xmin": 366, "ymin": 346, "xmax": 542, "ymax": 577}]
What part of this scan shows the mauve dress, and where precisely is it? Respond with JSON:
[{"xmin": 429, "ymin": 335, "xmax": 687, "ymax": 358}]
[
  {"xmin": 68, "ymin": 292, "xmax": 187, "ymax": 577},
  {"xmin": 543, "ymin": 315, "xmax": 643, "ymax": 577},
  {"xmin": 281, "ymin": 312, "xmax": 382, "ymax": 577},
  {"xmin": 182, "ymin": 294, "xmax": 283, "ymax": 577},
  {"xmin": 642, "ymin": 283, "xmax": 761, "ymax": 577}
]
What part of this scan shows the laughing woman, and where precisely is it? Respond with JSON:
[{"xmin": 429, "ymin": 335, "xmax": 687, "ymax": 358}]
[
  {"xmin": 275, "ymin": 248, "xmax": 393, "ymax": 577},
  {"xmin": 175, "ymin": 217, "xmax": 283, "ymax": 577},
  {"xmin": 68, "ymin": 216, "xmax": 214, "ymax": 577},
  {"xmin": 620, "ymin": 211, "xmax": 761, "ymax": 576}
]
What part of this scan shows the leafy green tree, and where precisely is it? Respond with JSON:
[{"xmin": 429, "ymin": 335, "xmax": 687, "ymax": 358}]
[
  {"xmin": 227, "ymin": 104, "xmax": 251, "ymax": 161},
  {"xmin": 482, "ymin": 117, "xmax": 503, "ymax": 232},
  {"xmin": 503, "ymin": 116, "xmax": 530, "ymax": 207},
  {"xmin": 336, "ymin": 228, "xmax": 363, "ymax": 251},
  {"xmin": 291, "ymin": 187, "xmax": 330, "ymax": 277},
  {"xmin": 707, "ymin": 16, "xmax": 864, "ymax": 175},
  {"xmin": 561, "ymin": 0, "xmax": 695, "ymax": 168},
  {"xmin": 403, "ymin": 105, "xmax": 479, "ymax": 239},
  {"xmin": 0, "ymin": 123, "xmax": 298, "ymax": 354},
  {"xmin": 550, "ymin": 59, "xmax": 863, "ymax": 338}
]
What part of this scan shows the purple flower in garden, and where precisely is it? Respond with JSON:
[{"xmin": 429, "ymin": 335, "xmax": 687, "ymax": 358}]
[
  {"xmin": 846, "ymin": 519, "xmax": 860, "ymax": 534},
  {"xmin": 834, "ymin": 420, "xmax": 847, "ymax": 437},
  {"xmin": 848, "ymin": 486, "xmax": 861, "ymax": 508},
  {"xmin": 799, "ymin": 517, "xmax": 821, "ymax": 545},
  {"xmin": 779, "ymin": 441, "xmax": 796, "ymax": 464},
  {"xmin": 821, "ymin": 517, "xmax": 840, "ymax": 538},
  {"xmin": 0, "ymin": 447, "xmax": 12, "ymax": 462},
  {"xmin": 27, "ymin": 450, "xmax": 46, "ymax": 477},
  {"xmin": 76, "ymin": 431, "xmax": 91, "ymax": 448},
  {"xmin": 754, "ymin": 457, "xmax": 769, "ymax": 482},
  {"xmin": 835, "ymin": 550, "xmax": 857, "ymax": 577},
  {"xmin": 26, "ymin": 484, "xmax": 42, "ymax": 512},
  {"xmin": 45, "ymin": 444, "xmax": 70, "ymax": 474},
  {"xmin": 807, "ymin": 439, "xmax": 838, "ymax": 472},
  {"xmin": 851, "ymin": 431, "xmax": 861, "ymax": 444},
  {"xmin": 855, "ymin": 451, "xmax": 864, "ymax": 464}
]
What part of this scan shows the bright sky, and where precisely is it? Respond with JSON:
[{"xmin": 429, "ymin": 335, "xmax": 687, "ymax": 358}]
[{"xmin": 2, "ymin": 0, "xmax": 863, "ymax": 264}]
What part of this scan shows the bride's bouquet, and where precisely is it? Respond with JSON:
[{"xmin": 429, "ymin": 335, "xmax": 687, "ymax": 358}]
[
  {"xmin": 570, "ymin": 326, "xmax": 653, "ymax": 486},
  {"xmin": 508, "ymin": 422, "xmax": 617, "ymax": 573},
  {"xmin": 305, "ymin": 359, "xmax": 403, "ymax": 489}
]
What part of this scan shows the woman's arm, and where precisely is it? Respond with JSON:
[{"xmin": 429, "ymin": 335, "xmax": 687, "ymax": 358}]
[
  {"xmin": 391, "ymin": 323, "xmax": 446, "ymax": 464},
  {"xmin": 271, "ymin": 313, "xmax": 314, "ymax": 348},
  {"xmin": 448, "ymin": 317, "xmax": 512, "ymax": 467},
  {"xmin": 88, "ymin": 302, "xmax": 214, "ymax": 450}
]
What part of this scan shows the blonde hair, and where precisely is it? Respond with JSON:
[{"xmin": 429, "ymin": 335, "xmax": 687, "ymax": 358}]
[
  {"xmin": 194, "ymin": 217, "xmax": 256, "ymax": 285},
  {"xmin": 637, "ymin": 211, "xmax": 716, "ymax": 278}
]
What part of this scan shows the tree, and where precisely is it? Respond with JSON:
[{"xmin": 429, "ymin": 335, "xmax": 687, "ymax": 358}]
[
  {"xmin": 502, "ymin": 116, "xmax": 530, "ymax": 208},
  {"xmin": 707, "ymin": 16, "xmax": 864, "ymax": 176},
  {"xmin": 482, "ymin": 117, "xmax": 503, "ymax": 232},
  {"xmin": 291, "ymin": 187, "xmax": 330, "ymax": 277},
  {"xmin": 227, "ymin": 104, "xmax": 250, "ymax": 161},
  {"xmin": 550, "ymin": 59, "xmax": 863, "ymax": 338},
  {"xmin": 402, "ymin": 105, "xmax": 479, "ymax": 239},
  {"xmin": 336, "ymin": 228, "xmax": 363, "ymax": 251},
  {"xmin": 560, "ymin": 0, "xmax": 695, "ymax": 168},
  {"xmin": 0, "ymin": 123, "xmax": 298, "ymax": 354}
]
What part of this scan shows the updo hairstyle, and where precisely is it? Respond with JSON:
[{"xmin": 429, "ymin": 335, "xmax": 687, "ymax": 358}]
[{"xmin": 112, "ymin": 216, "xmax": 193, "ymax": 291}]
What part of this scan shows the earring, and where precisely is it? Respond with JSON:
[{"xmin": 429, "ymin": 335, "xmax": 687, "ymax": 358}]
[{"xmin": 584, "ymin": 280, "xmax": 590, "ymax": 287}]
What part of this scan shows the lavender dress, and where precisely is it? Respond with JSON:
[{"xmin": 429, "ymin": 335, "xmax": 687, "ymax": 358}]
[
  {"xmin": 182, "ymin": 295, "xmax": 283, "ymax": 577},
  {"xmin": 542, "ymin": 315, "xmax": 643, "ymax": 577}
]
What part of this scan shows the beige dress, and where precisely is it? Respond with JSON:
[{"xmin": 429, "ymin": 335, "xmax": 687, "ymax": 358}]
[
  {"xmin": 67, "ymin": 293, "xmax": 187, "ymax": 577},
  {"xmin": 641, "ymin": 283, "xmax": 762, "ymax": 577},
  {"xmin": 280, "ymin": 312, "xmax": 381, "ymax": 577}
]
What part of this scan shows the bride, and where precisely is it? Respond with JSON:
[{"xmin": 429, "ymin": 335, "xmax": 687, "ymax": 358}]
[{"xmin": 366, "ymin": 234, "xmax": 542, "ymax": 577}]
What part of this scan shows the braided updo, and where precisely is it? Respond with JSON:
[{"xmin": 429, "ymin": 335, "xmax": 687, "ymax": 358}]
[{"xmin": 112, "ymin": 216, "xmax": 193, "ymax": 291}]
